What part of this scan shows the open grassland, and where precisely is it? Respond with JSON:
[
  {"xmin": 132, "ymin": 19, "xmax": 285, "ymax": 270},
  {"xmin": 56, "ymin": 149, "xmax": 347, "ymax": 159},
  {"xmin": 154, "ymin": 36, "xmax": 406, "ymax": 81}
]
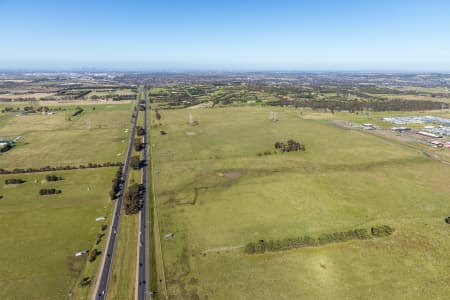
[
  {"xmin": 150, "ymin": 107, "xmax": 450, "ymax": 299},
  {"xmin": 0, "ymin": 168, "xmax": 115, "ymax": 300},
  {"xmin": 0, "ymin": 103, "xmax": 133, "ymax": 168}
]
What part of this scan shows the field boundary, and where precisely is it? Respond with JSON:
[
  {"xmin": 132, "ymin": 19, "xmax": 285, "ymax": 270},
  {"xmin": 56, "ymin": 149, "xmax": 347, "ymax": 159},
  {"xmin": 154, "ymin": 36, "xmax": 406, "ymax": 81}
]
[{"xmin": 149, "ymin": 109, "xmax": 168, "ymax": 299}]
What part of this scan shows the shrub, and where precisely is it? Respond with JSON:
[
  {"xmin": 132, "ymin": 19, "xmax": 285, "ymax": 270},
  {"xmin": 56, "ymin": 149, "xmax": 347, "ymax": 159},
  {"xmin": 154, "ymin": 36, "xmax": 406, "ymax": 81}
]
[
  {"xmin": 79, "ymin": 277, "xmax": 91, "ymax": 287},
  {"xmin": 136, "ymin": 126, "xmax": 145, "ymax": 136},
  {"xmin": 45, "ymin": 175, "xmax": 63, "ymax": 182},
  {"xmin": 39, "ymin": 188, "xmax": 62, "ymax": 195},
  {"xmin": 371, "ymin": 225, "xmax": 394, "ymax": 237},
  {"xmin": 5, "ymin": 178, "xmax": 26, "ymax": 185},
  {"xmin": 88, "ymin": 249, "xmax": 100, "ymax": 262},
  {"xmin": 134, "ymin": 138, "xmax": 143, "ymax": 151},
  {"xmin": 445, "ymin": 217, "xmax": 450, "ymax": 224},
  {"xmin": 72, "ymin": 107, "xmax": 84, "ymax": 117},
  {"xmin": 244, "ymin": 242, "xmax": 256, "ymax": 254},
  {"xmin": 274, "ymin": 139, "xmax": 305, "ymax": 153},
  {"xmin": 130, "ymin": 156, "xmax": 141, "ymax": 169},
  {"xmin": 101, "ymin": 224, "xmax": 107, "ymax": 231}
]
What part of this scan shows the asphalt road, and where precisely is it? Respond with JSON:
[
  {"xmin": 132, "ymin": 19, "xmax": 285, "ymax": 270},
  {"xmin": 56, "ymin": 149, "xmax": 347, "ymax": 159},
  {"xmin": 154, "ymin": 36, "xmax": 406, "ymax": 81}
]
[
  {"xmin": 137, "ymin": 88, "xmax": 150, "ymax": 299},
  {"xmin": 93, "ymin": 93, "xmax": 140, "ymax": 300}
]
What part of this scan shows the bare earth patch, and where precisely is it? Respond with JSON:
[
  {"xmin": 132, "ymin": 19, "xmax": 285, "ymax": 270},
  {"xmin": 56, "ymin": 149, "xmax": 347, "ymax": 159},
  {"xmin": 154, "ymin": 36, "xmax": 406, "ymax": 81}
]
[
  {"xmin": 185, "ymin": 131, "xmax": 196, "ymax": 136},
  {"xmin": 223, "ymin": 171, "xmax": 241, "ymax": 179},
  {"xmin": 302, "ymin": 112, "xmax": 333, "ymax": 119}
]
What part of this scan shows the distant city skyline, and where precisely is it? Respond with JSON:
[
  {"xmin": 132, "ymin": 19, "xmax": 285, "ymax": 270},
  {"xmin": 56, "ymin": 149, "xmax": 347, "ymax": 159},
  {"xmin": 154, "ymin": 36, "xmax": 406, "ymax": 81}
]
[{"xmin": 1, "ymin": 0, "xmax": 450, "ymax": 71}]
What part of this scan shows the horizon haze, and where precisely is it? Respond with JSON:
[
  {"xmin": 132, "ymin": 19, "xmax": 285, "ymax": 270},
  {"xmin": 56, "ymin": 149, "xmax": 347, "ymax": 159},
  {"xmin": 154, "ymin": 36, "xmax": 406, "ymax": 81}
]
[{"xmin": 1, "ymin": 0, "xmax": 450, "ymax": 71}]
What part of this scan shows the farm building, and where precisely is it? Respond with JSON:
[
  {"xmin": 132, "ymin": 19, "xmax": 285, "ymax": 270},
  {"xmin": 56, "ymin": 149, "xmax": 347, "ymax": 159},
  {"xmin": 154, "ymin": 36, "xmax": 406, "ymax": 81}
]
[
  {"xmin": 416, "ymin": 131, "xmax": 442, "ymax": 138},
  {"xmin": 361, "ymin": 123, "xmax": 376, "ymax": 130},
  {"xmin": 392, "ymin": 127, "xmax": 411, "ymax": 132},
  {"xmin": 430, "ymin": 141, "xmax": 444, "ymax": 147}
]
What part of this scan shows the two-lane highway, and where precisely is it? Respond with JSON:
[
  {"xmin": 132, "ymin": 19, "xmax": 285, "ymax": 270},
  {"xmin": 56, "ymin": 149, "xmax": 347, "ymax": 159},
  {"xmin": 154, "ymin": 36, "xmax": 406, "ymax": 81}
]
[
  {"xmin": 137, "ymin": 87, "xmax": 150, "ymax": 299},
  {"xmin": 93, "ymin": 91, "xmax": 141, "ymax": 300}
]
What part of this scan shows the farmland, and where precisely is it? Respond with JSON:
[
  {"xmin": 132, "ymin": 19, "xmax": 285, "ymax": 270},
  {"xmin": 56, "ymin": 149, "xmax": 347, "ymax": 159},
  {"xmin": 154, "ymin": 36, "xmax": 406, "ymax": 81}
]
[
  {"xmin": 1, "ymin": 72, "xmax": 450, "ymax": 300},
  {"xmin": 150, "ymin": 106, "xmax": 450, "ymax": 299},
  {"xmin": 0, "ymin": 168, "xmax": 116, "ymax": 300},
  {"xmin": 0, "ymin": 103, "xmax": 132, "ymax": 169},
  {"xmin": 0, "ymin": 78, "xmax": 139, "ymax": 300}
]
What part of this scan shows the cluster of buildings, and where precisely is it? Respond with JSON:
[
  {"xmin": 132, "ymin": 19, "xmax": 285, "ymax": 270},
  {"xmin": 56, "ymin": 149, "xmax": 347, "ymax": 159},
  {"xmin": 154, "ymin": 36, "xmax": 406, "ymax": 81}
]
[
  {"xmin": 383, "ymin": 116, "xmax": 450, "ymax": 138},
  {"xmin": 382, "ymin": 116, "xmax": 450, "ymax": 126}
]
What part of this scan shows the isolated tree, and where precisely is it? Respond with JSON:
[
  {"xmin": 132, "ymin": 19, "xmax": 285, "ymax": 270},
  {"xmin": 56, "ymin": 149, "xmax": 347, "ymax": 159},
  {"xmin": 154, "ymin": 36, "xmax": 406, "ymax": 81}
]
[
  {"xmin": 136, "ymin": 126, "xmax": 145, "ymax": 136},
  {"xmin": 123, "ymin": 183, "xmax": 142, "ymax": 214},
  {"xmin": 130, "ymin": 156, "xmax": 141, "ymax": 169}
]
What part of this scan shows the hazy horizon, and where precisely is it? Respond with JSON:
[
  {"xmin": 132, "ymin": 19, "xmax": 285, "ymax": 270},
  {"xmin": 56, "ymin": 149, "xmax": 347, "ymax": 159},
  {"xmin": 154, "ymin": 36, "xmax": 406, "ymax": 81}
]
[{"xmin": 1, "ymin": 0, "xmax": 450, "ymax": 71}]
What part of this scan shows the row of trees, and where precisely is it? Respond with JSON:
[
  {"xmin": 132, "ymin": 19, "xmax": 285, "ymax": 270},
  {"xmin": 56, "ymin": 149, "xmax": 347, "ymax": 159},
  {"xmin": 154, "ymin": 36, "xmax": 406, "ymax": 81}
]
[
  {"xmin": 5, "ymin": 178, "xmax": 26, "ymax": 185},
  {"xmin": 109, "ymin": 167, "xmax": 123, "ymax": 200},
  {"xmin": 0, "ymin": 162, "xmax": 123, "ymax": 175},
  {"xmin": 79, "ymin": 222, "xmax": 111, "ymax": 287},
  {"xmin": 267, "ymin": 98, "xmax": 444, "ymax": 112},
  {"xmin": 371, "ymin": 225, "xmax": 395, "ymax": 237},
  {"xmin": 123, "ymin": 183, "xmax": 143, "ymax": 214},
  {"xmin": 245, "ymin": 225, "xmax": 394, "ymax": 254},
  {"xmin": 39, "ymin": 188, "xmax": 62, "ymax": 195},
  {"xmin": 46, "ymin": 175, "xmax": 63, "ymax": 181},
  {"xmin": 274, "ymin": 140, "xmax": 306, "ymax": 152},
  {"xmin": 90, "ymin": 94, "xmax": 135, "ymax": 101},
  {"xmin": 1, "ymin": 106, "xmax": 67, "ymax": 114}
]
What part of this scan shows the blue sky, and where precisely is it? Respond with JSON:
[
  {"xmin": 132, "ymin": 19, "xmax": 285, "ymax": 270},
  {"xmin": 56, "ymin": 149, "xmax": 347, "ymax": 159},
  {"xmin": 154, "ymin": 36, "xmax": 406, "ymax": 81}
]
[{"xmin": 0, "ymin": 0, "xmax": 449, "ymax": 71}]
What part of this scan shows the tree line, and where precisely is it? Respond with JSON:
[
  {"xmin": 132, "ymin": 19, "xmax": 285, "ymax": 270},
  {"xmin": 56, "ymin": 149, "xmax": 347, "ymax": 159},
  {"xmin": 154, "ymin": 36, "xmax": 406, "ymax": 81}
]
[
  {"xmin": 267, "ymin": 98, "xmax": 444, "ymax": 112},
  {"xmin": 0, "ymin": 162, "xmax": 123, "ymax": 175},
  {"xmin": 109, "ymin": 167, "xmax": 123, "ymax": 200},
  {"xmin": 245, "ymin": 225, "xmax": 394, "ymax": 254}
]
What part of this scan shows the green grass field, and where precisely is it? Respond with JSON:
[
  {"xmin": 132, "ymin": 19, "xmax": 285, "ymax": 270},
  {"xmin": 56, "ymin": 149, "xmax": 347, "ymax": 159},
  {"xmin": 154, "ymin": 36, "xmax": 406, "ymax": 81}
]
[
  {"xmin": 0, "ymin": 168, "xmax": 116, "ymax": 300},
  {"xmin": 0, "ymin": 103, "xmax": 133, "ymax": 168},
  {"xmin": 150, "ymin": 107, "xmax": 450, "ymax": 299}
]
